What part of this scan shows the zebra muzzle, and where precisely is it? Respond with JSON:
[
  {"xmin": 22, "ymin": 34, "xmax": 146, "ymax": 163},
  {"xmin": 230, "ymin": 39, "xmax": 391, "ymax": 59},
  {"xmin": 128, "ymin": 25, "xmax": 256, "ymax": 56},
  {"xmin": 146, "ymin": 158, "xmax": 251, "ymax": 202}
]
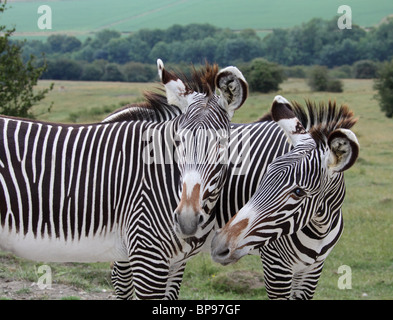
[
  {"xmin": 211, "ymin": 230, "xmax": 235, "ymax": 265},
  {"xmin": 173, "ymin": 209, "xmax": 206, "ymax": 239}
]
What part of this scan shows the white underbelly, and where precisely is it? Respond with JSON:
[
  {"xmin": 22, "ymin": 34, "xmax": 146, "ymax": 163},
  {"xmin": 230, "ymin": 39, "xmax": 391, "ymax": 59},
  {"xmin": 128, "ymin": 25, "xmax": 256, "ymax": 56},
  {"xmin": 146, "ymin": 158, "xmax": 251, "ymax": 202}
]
[{"xmin": 0, "ymin": 229, "xmax": 128, "ymax": 262}]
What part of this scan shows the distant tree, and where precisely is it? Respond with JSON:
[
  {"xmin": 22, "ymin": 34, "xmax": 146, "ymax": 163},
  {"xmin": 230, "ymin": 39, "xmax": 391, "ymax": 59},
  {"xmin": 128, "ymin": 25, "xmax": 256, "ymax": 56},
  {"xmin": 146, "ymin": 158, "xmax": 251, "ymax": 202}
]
[
  {"xmin": 243, "ymin": 58, "xmax": 286, "ymax": 93},
  {"xmin": 94, "ymin": 29, "xmax": 121, "ymax": 47},
  {"xmin": 374, "ymin": 59, "xmax": 393, "ymax": 118},
  {"xmin": 362, "ymin": 18, "xmax": 393, "ymax": 62},
  {"xmin": 106, "ymin": 38, "xmax": 131, "ymax": 64},
  {"xmin": 0, "ymin": 2, "xmax": 53, "ymax": 118},
  {"xmin": 62, "ymin": 36, "xmax": 82, "ymax": 53},
  {"xmin": 149, "ymin": 41, "xmax": 172, "ymax": 63},
  {"xmin": 263, "ymin": 18, "xmax": 366, "ymax": 67},
  {"xmin": 122, "ymin": 62, "xmax": 155, "ymax": 82},
  {"xmin": 80, "ymin": 64, "xmax": 104, "ymax": 81},
  {"xmin": 318, "ymin": 39, "xmax": 360, "ymax": 67},
  {"xmin": 135, "ymin": 28, "xmax": 165, "ymax": 48},
  {"xmin": 217, "ymin": 38, "xmax": 262, "ymax": 65},
  {"xmin": 128, "ymin": 37, "xmax": 150, "ymax": 63},
  {"xmin": 102, "ymin": 63, "xmax": 124, "ymax": 81},
  {"xmin": 43, "ymin": 58, "xmax": 83, "ymax": 80},
  {"xmin": 47, "ymin": 34, "xmax": 67, "ymax": 53}
]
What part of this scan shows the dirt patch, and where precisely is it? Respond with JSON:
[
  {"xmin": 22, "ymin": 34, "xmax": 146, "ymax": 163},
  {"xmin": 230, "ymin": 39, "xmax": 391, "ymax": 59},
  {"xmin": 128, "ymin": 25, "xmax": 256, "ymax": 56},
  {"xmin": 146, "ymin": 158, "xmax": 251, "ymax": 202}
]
[
  {"xmin": 211, "ymin": 270, "xmax": 265, "ymax": 295},
  {"xmin": 0, "ymin": 278, "xmax": 116, "ymax": 300}
]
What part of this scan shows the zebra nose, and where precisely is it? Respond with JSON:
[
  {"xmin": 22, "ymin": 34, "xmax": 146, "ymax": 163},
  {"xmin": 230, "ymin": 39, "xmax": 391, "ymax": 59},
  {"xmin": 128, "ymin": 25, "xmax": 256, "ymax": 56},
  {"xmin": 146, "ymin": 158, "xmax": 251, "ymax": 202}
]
[
  {"xmin": 211, "ymin": 230, "xmax": 232, "ymax": 265},
  {"xmin": 173, "ymin": 210, "xmax": 205, "ymax": 238}
]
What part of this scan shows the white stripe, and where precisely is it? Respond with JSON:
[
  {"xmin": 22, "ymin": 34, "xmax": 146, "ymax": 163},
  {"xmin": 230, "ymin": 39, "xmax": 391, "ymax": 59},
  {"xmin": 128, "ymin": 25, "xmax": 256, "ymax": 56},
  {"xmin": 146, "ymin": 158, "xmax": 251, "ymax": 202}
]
[{"xmin": 3, "ymin": 119, "xmax": 25, "ymax": 232}]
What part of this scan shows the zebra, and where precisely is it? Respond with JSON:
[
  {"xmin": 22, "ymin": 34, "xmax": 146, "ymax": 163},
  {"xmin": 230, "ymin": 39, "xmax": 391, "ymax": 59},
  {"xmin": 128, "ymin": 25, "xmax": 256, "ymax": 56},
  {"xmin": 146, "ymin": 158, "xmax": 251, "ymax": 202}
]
[
  {"xmin": 0, "ymin": 59, "xmax": 248, "ymax": 299},
  {"xmin": 107, "ymin": 94, "xmax": 358, "ymax": 299},
  {"xmin": 211, "ymin": 96, "xmax": 359, "ymax": 299}
]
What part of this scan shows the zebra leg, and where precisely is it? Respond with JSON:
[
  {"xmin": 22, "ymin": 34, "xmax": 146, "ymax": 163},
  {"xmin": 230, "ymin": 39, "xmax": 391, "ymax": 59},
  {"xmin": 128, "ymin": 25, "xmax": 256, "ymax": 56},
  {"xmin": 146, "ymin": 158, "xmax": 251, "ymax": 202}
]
[
  {"xmin": 259, "ymin": 247, "xmax": 293, "ymax": 300},
  {"xmin": 128, "ymin": 251, "xmax": 171, "ymax": 300},
  {"xmin": 290, "ymin": 260, "xmax": 325, "ymax": 300},
  {"xmin": 164, "ymin": 263, "xmax": 187, "ymax": 300},
  {"xmin": 111, "ymin": 261, "xmax": 134, "ymax": 300}
]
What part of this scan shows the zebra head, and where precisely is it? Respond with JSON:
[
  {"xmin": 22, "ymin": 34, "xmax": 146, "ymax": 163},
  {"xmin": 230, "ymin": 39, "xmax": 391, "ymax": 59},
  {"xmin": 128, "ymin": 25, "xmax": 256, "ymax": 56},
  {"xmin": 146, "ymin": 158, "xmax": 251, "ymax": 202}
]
[
  {"xmin": 211, "ymin": 95, "xmax": 359, "ymax": 265},
  {"xmin": 156, "ymin": 59, "xmax": 248, "ymax": 239}
]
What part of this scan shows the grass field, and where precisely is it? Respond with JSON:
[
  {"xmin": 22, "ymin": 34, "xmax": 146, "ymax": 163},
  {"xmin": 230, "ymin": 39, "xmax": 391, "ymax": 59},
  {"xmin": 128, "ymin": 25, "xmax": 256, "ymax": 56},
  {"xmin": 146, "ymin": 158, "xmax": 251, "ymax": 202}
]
[
  {"xmin": 3, "ymin": 0, "xmax": 393, "ymax": 40},
  {"xmin": 1, "ymin": 77, "xmax": 392, "ymax": 300}
]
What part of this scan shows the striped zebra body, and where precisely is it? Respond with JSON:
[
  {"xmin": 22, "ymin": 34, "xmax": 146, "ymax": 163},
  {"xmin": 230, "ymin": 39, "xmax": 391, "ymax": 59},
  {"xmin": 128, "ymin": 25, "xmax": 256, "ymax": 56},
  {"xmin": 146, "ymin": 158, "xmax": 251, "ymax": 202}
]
[
  {"xmin": 0, "ymin": 60, "xmax": 248, "ymax": 299},
  {"xmin": 212, "ymin": 96, "xmax": 359, "ymax": 299},
  {"xmin": 109, "ymin": 95, "xmax": 358, "ymax": 299},
  {"xmin": 0, "ymin": 117, "xmax": 180, "ymax": 262}
]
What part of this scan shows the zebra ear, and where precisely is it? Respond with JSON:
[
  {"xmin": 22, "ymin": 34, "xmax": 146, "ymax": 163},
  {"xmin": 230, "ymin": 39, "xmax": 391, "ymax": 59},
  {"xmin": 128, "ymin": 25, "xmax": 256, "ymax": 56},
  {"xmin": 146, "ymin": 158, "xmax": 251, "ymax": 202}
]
[
  {"xmin": 215, "ymin": 66, "xmax": 248, "ymax": 119},
  {"xmin": 327, "ymin": 128, "xmax": 359, "ymax": 173},
  {"xmin": 157, "ymin": 59, "xmax": 188, "ymax": 112},
  {"xmin": 271, "ymin": 95, "xmax": 314, "ymax": 147}
]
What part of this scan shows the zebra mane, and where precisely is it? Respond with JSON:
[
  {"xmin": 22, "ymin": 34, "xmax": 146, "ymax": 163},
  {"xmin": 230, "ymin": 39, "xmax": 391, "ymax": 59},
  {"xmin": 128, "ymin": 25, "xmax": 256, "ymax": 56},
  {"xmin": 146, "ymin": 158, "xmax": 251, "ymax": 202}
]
[
  {"xmin": 257, "ymin": 100, "xmax": 358, "ymax": 146},
  {"xmin": 178, "ymin": 62, "xmax": 220, "ymax": 96},
  {"xmin": 102, "ymin": 91, "xmax": 180, "ymax": 123},
  {"xmin": 103, "ymin": 63, "xmax": 219, "ymax": 123},
  {"xmin": 292, "ymin": 100, "xmax": 358, "ymax": 146}
]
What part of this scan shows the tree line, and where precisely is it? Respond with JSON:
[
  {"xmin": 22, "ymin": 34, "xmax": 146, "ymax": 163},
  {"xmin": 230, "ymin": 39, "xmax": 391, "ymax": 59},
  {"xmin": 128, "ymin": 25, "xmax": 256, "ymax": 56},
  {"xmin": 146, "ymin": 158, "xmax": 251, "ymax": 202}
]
[
  {"xmin": 2, "ymin": 0, "xmax": 393, "ymax": 120},
  {"xmin": 17, "ymin": 18, "xmax": 393, "ymax": 82}
]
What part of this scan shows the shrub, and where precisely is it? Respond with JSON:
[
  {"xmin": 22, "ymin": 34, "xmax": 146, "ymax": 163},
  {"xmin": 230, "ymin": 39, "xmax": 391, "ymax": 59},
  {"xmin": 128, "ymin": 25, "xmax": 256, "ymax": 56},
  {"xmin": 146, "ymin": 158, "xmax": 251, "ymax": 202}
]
[
  {"xmin": 283, "ymin": 65, "xmax": 308, "ymax": 78},
  {"xmin": 352, "ymin": 60, "xmax": 378, "ymax": 79},
  {"xmin": 374, "ymin": 59, "xmax": 393, "ymax": 118},
  {"xmin": 307, "ymin": 65, "xmax": 343, "ymax": 92},
  {"xmin": 307, "ymin": 65, "xmax": 329, "ymax": 91},
  {"xmin": 243, "ymin": 58, "xmax": 286, "ymax": 93},
  {"xmin": 326, "ymin": 79, "xmax": 343, "ymax": 92}
]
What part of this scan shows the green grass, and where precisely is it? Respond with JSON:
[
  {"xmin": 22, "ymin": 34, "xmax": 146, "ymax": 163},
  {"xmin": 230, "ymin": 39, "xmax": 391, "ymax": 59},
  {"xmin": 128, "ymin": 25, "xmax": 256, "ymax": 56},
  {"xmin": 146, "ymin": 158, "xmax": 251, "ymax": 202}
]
[
  {"xmin": 3, "ymin": 0, "xmax": 392, "ymax": 40},
  {"xmin": 1, "ymin": 78, "xmax": 393, "ymax": 299}
]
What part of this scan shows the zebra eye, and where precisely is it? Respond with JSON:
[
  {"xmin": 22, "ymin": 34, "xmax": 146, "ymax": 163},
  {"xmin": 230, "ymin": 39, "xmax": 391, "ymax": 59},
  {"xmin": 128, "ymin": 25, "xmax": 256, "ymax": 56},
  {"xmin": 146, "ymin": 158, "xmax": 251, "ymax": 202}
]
[{"xmin": 293, "ymin": 187, "xmax": 307, "ymax": 198}]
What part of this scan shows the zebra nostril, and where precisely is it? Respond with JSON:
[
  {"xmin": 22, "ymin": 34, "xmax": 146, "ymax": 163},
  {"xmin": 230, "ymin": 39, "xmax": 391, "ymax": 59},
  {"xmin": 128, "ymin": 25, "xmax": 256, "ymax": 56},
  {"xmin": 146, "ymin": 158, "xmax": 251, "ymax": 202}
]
[
  {"xmin": 174, "ymin": 211, "xmax": 179, "ymax": 224},
  {"xmin": 197, "ymin": 213, "xmax": 204, "ymax": 226},
  {"xmin": 217, "ymin": 247, "xmax": 230, "ymax": 258}
]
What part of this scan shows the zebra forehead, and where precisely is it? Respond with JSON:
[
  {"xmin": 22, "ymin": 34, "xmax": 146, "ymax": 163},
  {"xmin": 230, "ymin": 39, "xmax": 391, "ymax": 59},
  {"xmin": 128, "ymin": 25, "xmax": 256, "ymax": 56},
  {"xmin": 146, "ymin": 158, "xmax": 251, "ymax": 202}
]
[{"xmin": 182, "ymin": 171, "xmax": 202, "ymax": 196}]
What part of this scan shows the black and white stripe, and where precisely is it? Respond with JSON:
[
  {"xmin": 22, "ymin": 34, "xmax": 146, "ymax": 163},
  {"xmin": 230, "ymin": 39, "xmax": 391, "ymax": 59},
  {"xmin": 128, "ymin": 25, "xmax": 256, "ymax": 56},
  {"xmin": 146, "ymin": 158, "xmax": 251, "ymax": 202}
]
[
  {"xmin": 0, "ymin": 60, "xmax": 248, "ymax": 300},
  {"xmin": 109, "ymin": 95, "xmax": 359, "ymax": 300},
  {"xmin": 211, "ymin": 97, "xmax": 359, "ymax": 299}
]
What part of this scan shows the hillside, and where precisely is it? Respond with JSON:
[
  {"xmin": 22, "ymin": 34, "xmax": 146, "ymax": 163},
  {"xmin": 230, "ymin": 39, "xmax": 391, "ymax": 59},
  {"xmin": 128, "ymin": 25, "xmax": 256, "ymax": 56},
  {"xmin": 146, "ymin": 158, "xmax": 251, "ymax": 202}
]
[{"xmin": 3, "ymin": 0, "xmax": 393, "ymax": 39}]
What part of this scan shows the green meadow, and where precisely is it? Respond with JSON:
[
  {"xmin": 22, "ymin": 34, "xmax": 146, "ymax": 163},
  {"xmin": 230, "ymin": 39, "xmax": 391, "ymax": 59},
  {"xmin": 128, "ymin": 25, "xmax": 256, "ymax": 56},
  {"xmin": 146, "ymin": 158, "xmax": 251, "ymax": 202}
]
[
  {"xmin": 1, "ymin": 77, "xmax": 392, "ymax": 299},
  {"xmin": 3, "ymin": 0, "xmax": 392, "ymax": 39}
]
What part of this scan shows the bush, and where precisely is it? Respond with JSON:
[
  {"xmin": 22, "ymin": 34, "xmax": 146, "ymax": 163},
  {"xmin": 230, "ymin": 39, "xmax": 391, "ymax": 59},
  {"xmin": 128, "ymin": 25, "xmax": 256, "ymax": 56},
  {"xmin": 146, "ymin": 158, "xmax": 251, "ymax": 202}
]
[
  {"xmin": 352, "ymin": 60, "xmax": 378, "ymax": 79},
  {"xmin": 307, "ymin": 65, "xmax": 329, "ymax": 91},
  {"xmin": 374, "ymin": 59, "xmax": 393, "ymax": 118},
  {"xmin": 326, "ymin": 79, "xmax": 343, "ymax": 92},
  {"xmin": 282, "ymin": 65, "xmax": 308, "ymax": 78},
  {"xmin": 307, "ymin": 65, "xmax": 343, "ymax": 92},
  {"xmin": 330, "ymin": 65, "xmax": 353, "ymax": 79},
  {"xmin": 243, "ymin": 58, "xmax": 286, "ymax": 93}
]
